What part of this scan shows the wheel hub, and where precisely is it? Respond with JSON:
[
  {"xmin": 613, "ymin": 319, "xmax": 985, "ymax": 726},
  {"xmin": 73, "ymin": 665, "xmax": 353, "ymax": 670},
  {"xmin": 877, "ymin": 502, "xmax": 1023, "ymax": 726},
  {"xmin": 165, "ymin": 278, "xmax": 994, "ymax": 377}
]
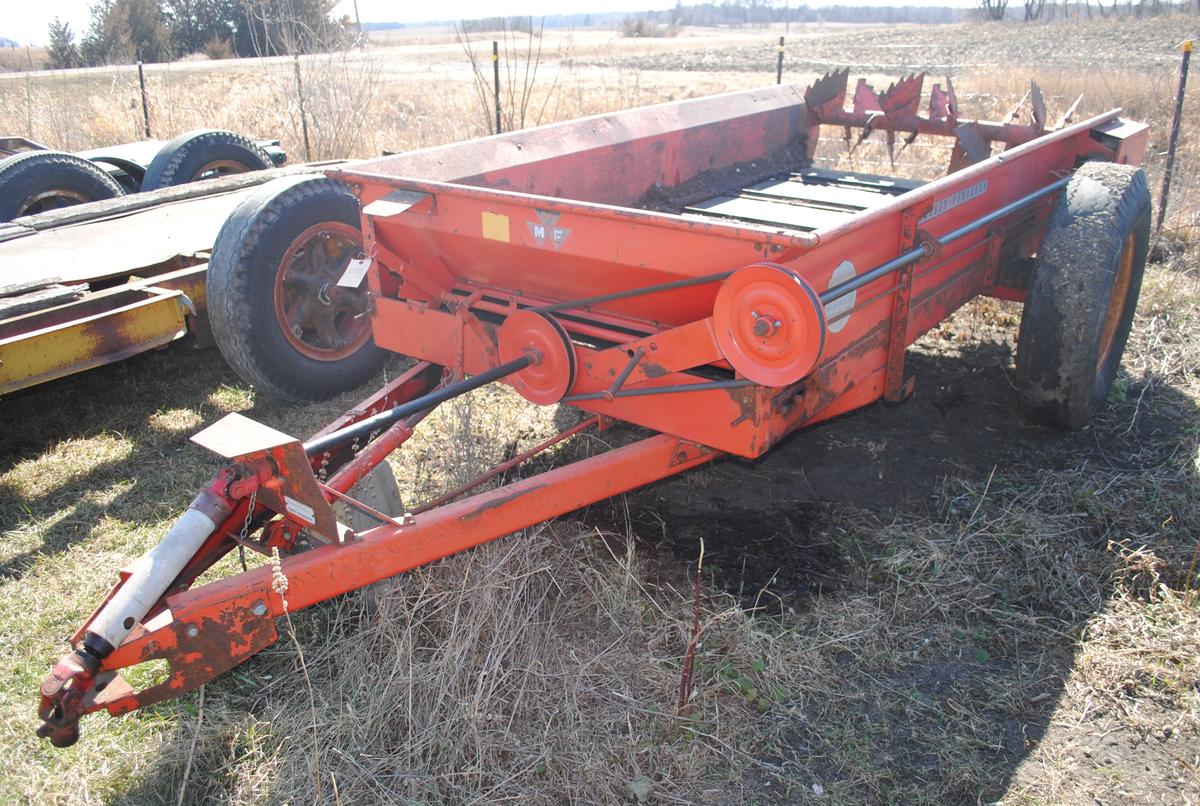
[{"xmin": 273, "ymin": 221, "xmax": 372, "ymax": 361}]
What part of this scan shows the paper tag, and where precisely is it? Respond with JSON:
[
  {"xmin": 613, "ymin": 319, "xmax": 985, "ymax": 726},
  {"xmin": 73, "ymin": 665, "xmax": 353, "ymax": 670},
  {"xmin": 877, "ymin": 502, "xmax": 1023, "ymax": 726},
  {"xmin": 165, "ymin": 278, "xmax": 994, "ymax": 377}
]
[
  {"xmin": 336, "ymin": 257, "xmax": 372, "ymax": 288},
  {"xmin": 283, "ymin": 495, "xmax": 316, "ymax": 525}
]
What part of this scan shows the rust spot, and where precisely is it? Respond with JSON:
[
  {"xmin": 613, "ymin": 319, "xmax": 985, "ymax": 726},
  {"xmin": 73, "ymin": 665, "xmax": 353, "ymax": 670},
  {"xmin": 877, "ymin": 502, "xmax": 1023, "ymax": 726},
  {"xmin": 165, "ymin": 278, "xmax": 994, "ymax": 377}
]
[
  {"xmin": 640, "ymin": 360, "xmax": 669, "ymax": 379},
  {"xmin": 458, "ymin": 484, "xmax": 547, "ymax": 521}
]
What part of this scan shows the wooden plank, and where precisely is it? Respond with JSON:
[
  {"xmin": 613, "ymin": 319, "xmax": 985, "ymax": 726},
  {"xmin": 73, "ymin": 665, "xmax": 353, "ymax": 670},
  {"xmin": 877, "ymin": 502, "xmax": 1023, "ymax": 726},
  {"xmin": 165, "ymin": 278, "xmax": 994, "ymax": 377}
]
[
  {"xmin": 0, "ymin": 160, "xmax": 349, "ymax": 240},
  {"xmin": 0, "ymin": 284, "xmax": 85, "ymax": 320},
  {"xmin": 0, "ymin": 189, "xmax": 254, "ymax": 289},
  {"xmin": 1, "ymin": 275, "xmax": 63, "ymax": 298},
  {"xmin": 684, "ymin": 195, "xmax": 854, "ymax": 231}
]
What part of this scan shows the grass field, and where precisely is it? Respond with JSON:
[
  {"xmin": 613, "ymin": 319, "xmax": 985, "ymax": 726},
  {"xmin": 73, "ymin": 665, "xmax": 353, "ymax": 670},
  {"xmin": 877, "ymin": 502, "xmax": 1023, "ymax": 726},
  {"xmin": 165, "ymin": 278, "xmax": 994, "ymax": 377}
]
[{"xmin": 2, "ymin": 14, "xmax": 1199, "ymax": 805}]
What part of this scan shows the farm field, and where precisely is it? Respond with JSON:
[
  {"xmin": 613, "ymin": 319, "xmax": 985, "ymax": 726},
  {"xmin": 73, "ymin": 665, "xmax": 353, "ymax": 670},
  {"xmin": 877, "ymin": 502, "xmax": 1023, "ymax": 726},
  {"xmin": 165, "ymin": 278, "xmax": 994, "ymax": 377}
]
[{"xmin": 1, "ymin": 14, "xmax": 1199, "ymax": 804}]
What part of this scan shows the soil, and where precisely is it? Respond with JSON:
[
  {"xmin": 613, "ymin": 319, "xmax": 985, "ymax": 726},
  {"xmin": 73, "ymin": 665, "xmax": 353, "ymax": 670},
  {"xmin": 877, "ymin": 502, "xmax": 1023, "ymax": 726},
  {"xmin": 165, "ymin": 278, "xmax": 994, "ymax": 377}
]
[
  {"xmin": 586, "ymin": 304, "xmax": 1075, "ymax": 606},
  {"xmin": 585, "ymin": 18, "xmax": 1198, "ymax": 77}
]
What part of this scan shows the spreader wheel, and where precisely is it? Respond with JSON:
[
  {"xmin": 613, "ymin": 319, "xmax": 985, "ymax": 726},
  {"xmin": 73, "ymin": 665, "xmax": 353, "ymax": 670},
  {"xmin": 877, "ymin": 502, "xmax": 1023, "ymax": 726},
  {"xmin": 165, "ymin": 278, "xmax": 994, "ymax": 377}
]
[
  {"xmin": 208, "ymin": 175, "xmax": 386, "ymax": 402},
  {"xmin": 1015, "ymin": 162, "xmax": 1150, "ymax": 430},
  {"xmin": 498, "ymin": 310, "xmax": 576, "ymax": 404},
  {"xmin": 713, "ymin": 263, "xmax": 826, "ymax": 387}
]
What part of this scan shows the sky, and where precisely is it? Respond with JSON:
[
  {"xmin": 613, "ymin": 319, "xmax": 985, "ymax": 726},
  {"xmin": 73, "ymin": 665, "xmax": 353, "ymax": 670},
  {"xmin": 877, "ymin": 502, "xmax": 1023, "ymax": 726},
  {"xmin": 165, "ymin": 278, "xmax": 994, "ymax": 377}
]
[{"xmin": 4, "ymin": 0, "xmax": 968, "ymax": 46}]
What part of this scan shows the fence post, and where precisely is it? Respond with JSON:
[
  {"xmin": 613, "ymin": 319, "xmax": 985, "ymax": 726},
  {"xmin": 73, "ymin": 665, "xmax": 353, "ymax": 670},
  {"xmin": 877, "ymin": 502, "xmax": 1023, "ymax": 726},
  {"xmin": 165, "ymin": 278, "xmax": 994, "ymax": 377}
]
[
  {"xmin": 293, "ymin": 53, "xmax": 312, "ymax": 161},
  {"xmin": 1157, "ymin": 39, "xmax": 1192, "ymax": 234},
  {"xmin": 493, "ymin": 41, "xmax": 502, "ymax": 134},
  {"xmin": 776, "ymin": 36, "xmax": 785, "ymax": 84},
  {"xmin": 137, "ymin": 61, "xmax": 151, "ymax": 138}
]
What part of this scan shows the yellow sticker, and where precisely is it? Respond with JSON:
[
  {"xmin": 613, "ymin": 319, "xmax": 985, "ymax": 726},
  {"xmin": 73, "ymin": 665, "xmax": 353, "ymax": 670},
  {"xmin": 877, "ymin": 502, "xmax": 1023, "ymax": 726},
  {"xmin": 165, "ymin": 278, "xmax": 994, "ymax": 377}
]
[{"xmin": 481, "ymin": 211, "xmax": 510, "ymax": 242}]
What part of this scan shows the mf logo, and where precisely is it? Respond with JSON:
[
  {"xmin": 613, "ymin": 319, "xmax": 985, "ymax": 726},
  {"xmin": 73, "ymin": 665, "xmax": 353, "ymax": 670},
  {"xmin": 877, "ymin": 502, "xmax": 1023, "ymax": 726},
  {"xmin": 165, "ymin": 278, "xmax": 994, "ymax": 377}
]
[{"xmin": 527, "ymin": 209, "xmax": 570, "ymax": 250}]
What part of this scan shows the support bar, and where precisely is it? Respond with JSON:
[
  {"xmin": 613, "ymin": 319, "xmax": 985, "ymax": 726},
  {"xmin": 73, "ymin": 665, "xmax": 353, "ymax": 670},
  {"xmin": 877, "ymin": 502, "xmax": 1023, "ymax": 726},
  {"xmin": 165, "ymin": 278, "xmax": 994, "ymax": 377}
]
[
  {"xmin": 821, "ymin": 176, "xmax": 1069, "ymax": 305},
  {"xmin": 304, "ymin": 356, "xmax": 530, "ymax": 456}
]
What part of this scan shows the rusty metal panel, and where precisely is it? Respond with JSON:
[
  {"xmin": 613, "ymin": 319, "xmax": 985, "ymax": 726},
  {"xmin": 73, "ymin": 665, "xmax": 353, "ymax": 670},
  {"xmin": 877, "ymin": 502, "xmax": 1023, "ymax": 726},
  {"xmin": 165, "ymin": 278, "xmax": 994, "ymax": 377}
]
[{"xmin": 0, "ymin": 286, "xmax": 191, "ymax": 395}]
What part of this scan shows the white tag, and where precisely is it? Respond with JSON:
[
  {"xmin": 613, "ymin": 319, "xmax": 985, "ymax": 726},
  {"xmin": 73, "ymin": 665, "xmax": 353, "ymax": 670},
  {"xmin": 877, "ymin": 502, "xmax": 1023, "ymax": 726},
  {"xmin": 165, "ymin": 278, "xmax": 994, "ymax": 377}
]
[
  {"xmin": 337, "ymin": 257, "xmax": 372, "ymax": 288},
  {"xmin": 283, "ymin": 495, "xmax": 316, "ymax": 525}
]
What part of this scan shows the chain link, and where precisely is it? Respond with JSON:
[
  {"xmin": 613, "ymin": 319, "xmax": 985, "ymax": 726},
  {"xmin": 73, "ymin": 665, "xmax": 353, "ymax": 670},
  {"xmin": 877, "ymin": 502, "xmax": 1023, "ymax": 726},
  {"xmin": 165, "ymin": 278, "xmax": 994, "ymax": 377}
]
[{"xmin": 239, "ymin": 488, "xmax": 257, "ymax": 542}]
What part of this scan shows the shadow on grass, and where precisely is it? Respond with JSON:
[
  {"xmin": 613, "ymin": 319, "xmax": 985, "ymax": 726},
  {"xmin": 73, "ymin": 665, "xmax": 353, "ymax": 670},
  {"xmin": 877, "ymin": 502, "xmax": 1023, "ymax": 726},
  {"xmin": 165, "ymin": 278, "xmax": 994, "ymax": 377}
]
[
  {"xmin": 598, "ymin": 339, "xmax": 1200, "ymax": 802},
  {"xmin": 0, "ymin": 343, "xmax": 389, "ymax": 581},
  {"xmin": 11, "ymin": 327, "xmax": 1197, "ymax": 803}
]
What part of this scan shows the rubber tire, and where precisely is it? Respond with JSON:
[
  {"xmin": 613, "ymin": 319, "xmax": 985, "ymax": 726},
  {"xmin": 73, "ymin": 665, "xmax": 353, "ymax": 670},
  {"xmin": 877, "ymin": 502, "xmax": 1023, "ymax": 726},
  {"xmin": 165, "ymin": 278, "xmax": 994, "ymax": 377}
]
[
  {"xmin": 0, "ymin": 151, "xmax": 124, "ymax": 222},
  {"xmin": 334, "ymin": 461, "xmax": 405, "ymax": 533},
  {"xmin": 140, "ymin": 129, "xmax": 273, "ymax": 190},
  {"xmin": 208, "ymin": 175, "xmax": 387, "ymax": 402},
  {"xmin": 1015, "ymin": 161, "xmax": 1151, "ymax": 430}
]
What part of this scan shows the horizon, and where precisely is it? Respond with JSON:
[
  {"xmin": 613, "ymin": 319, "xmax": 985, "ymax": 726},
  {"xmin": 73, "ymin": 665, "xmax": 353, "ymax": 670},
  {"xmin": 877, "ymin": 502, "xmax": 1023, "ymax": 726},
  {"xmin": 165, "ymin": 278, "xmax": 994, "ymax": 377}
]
[{"xmin": 5, "ymin": 0, "xmax": 975, "ymax": 47}]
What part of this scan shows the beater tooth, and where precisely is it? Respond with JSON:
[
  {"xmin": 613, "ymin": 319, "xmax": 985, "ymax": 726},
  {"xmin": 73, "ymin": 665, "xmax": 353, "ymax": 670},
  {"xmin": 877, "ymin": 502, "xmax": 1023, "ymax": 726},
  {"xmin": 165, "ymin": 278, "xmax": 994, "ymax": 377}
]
[
  {"xmin": 1003, "ymin": 88, "xmax": 1031, "ymax": 125},
  {"xmin": 853, "ymin": 78, "xmax": 883, "ymax": 115},
  {"xmin": 1030, "ymin": 80, "xmax": 1047, "ymax": 132},
  {"xmin": 945, "ymin": 76, "xmax": 959, "ymax": 122},
  {"xmin": 948, "ymin": 121, "xmax": 990, "ymax": 173},
  {"xmin": 895, "ymin": 129, "xmax": 920, "ymax": 162},
  {"xmin": 928, "ymin": 83, "xmax": 952, "ymax": 123},
  {"xmin": 805, "ymin": 68, "xmax": 850, "ymax": 118},
  {"xmin": 1054, "ymin": 93, "xmax": 1084, "ymax": 129},
  {"xmin": 878, "ymin": 72, "xmax": 925, "ymax": 128}
]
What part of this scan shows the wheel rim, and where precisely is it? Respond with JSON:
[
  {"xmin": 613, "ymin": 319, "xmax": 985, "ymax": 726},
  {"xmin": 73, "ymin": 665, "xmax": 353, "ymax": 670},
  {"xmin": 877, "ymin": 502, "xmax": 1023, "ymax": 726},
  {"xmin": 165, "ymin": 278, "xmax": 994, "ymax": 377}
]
[
  {"xmin": 190, "ymin": 158, "xmax": 254, "ymax": 181},
  {"xmin": 1096, "ymin": 232, "xmax": 1136, "ymax": 371},
  {"xmin": 16, "ymin": 188, "xmax": 89, "ymax": 216},
  {"xmin": 272, "ymin": 221, "xmax": 372, "ymax": 361}
]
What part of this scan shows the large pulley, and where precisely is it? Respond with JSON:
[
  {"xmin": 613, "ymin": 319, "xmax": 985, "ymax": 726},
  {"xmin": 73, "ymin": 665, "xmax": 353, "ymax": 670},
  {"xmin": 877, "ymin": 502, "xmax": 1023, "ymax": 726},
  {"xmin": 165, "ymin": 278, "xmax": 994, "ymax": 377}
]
[
  {"xmin": 712, "ymin": 263, "xmax": 826, "ymax": 387},
  {"xmin": 498, "ymin": 310, "xmax": 576, "ymax": 404}
]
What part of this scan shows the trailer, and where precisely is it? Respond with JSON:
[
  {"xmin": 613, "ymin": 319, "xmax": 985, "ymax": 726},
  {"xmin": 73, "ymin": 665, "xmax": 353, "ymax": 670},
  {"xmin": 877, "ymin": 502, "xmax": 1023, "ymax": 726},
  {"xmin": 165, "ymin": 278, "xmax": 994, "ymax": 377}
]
[
  {"xmin": 0, "ymin": 130, "xmax": 286, "ymax": 222},
  {"xmin": 37, "ymin": 74, "xmax": 1150, "ymax": 746},
  {"xmin": 0, "ymin": 160, "xmax": 349, "ymax": 397}
]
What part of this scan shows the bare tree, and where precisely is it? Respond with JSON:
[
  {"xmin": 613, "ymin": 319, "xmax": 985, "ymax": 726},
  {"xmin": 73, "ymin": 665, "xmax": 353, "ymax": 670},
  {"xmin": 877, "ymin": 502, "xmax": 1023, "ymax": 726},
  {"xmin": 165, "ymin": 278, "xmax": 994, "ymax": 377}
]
[
  {"xmin": 979, "ymin": 0, "xmax": 1010, "ymax": 20},
  {"xmin": 1024, "ymin": 0, "xmax": 1047, "ymax": 19}
]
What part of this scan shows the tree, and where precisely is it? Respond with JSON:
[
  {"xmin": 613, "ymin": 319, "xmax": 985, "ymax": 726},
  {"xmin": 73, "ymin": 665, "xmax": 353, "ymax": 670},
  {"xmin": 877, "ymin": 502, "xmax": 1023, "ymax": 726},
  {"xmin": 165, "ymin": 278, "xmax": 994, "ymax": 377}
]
[
  {"xmin": 979, "ymin": 0, "xmax": 1009, "ymax": 19},
  {"xmin": 81, "ymin": 0, "xmax": 171, "ymax": 65},
  {"xmin": 47, "ymin": 18, "xmax": 79, "ymax": 69},
  {"xmin": 163, "ymin": 0, "xmax": 238, "ymax": 56},
  {"xmin": 234, "ymin": 0, "xmax": 339, "ymax": 57}
]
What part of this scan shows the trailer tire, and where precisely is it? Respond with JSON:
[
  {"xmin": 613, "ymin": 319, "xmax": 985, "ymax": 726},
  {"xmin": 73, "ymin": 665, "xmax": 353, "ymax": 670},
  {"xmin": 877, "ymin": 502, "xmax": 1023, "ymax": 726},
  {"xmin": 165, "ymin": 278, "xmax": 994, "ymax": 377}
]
[
  {"xmin": 141, "ymin": 129, "xmax": 273, "ymax": 190},
  {"xmin": 1015, "ymin": 161, "xmax": 1150, "ymax": 430},
  {"xmin": 208, "ymin": 175, "xmax": 386, "ymax": 402},
  {"xmin": 0, "ymin": 151, "xmax": 124, "ymax": 221},
  {"xmin": 334, "ymin": 461, "xmax": 405, "ymax": 533}
]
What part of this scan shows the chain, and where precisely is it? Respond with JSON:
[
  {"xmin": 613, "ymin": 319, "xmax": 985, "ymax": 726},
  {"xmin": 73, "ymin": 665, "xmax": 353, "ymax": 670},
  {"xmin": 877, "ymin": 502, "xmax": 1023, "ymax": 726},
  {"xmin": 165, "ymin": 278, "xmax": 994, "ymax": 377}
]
[
  {"xmin": 237, "ymin": 488, "xmax": 257, "ymax": 573},
  {"xmin": 239, "ymin": 488, "xmax": 258, "ymax": 541}
]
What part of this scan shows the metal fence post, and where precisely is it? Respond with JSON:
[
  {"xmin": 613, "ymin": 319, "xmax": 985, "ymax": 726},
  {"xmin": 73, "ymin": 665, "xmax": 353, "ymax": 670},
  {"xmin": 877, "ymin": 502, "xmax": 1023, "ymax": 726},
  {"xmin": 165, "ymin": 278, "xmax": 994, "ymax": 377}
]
[
  {"xmin": 776, "ymin": 36, "xmax": 785, "ymax": 84},
  {"xmin": 493, "ymin": 41, "xmax": 502, "ymax": 134},
  {"xmin": 1157, "ymin": 39, "xmax": 1192, "ymax": 234},
  {"xmin": 136, "ymin": 61, "xmax": 151, "ymax": 138}
]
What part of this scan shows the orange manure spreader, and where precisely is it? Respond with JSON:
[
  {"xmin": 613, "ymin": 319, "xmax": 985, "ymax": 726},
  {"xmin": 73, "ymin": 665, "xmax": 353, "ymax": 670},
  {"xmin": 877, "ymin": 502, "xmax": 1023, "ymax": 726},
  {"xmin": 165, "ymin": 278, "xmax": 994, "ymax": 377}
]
[{"xmin": 37, "ymin": 73, "xmax": 1150, "ymax": 746}]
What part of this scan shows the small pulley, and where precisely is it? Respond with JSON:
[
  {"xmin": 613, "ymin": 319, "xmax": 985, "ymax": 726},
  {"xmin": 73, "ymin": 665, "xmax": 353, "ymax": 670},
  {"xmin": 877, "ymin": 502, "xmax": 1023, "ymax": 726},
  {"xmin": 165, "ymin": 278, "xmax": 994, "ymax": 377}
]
[
  {"xmin": 712, "ymin": 263, "xmax": 826, "ymax": 387},
  {"xmin": 498, "ymin": 310, "xmax": 576, "ymax": 404}
]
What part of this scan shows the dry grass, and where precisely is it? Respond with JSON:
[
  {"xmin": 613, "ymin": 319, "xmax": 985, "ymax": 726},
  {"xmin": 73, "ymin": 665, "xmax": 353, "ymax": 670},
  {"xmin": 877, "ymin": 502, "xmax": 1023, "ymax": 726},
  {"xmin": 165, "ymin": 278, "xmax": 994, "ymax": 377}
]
[{"xmin": 1, "ymin": 15, "xmax": 1199, "ymax": 805}]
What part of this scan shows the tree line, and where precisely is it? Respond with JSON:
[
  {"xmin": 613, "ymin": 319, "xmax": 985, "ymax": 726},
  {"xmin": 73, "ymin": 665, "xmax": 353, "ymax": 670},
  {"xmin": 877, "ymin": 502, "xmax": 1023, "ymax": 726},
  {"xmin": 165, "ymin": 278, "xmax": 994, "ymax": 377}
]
[{"xmin": 46, "ymin": 0, "xmax": 346, "ymax": 69}]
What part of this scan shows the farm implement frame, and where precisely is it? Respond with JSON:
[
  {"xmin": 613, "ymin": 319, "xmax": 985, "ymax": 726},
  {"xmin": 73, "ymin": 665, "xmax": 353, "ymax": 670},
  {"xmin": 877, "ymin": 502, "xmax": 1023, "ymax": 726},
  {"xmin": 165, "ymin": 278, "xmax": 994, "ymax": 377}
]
[{"xmin": 38, "ymin": 74, "xmax": 1150, "ymax": 746}]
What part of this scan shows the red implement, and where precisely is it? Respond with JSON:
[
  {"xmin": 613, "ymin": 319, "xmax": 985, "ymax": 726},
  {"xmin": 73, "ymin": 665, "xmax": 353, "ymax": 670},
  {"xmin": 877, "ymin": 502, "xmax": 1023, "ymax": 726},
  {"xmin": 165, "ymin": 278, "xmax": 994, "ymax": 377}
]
[{"xmin": 37, "ymin": 75, "xmax": 1151, "ymax": 746}]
